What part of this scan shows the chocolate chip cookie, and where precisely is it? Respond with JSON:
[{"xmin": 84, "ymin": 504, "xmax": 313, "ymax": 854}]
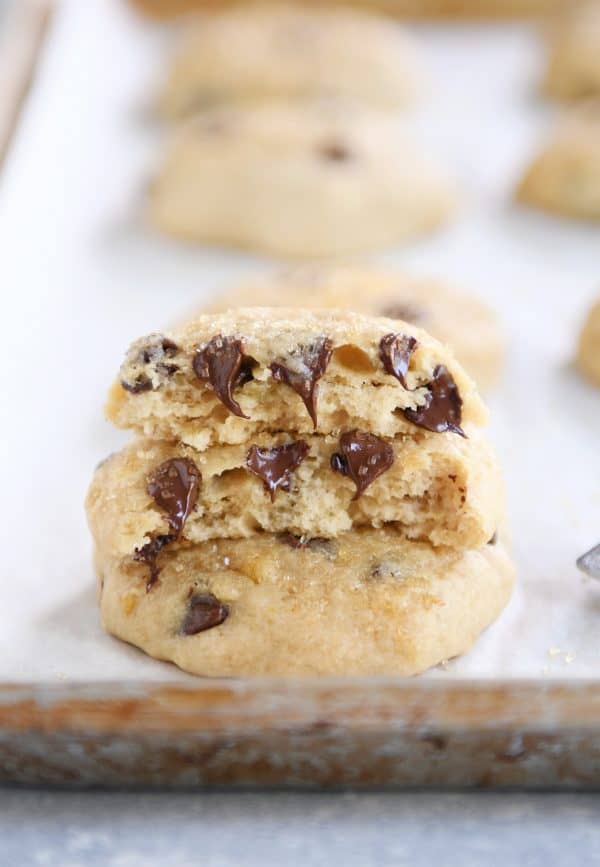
[
  {"xmin": 132, "ymin": 0, "xmax": 567, "ymax": 21},
  {"xmin": 576, "ymin": 297, "xmax": 600, "ymax": 385},
  {"xmin": 543, "ymin": 1, "xmax": 600, "ymax": 101},
  {"xmin": 87, "ymin": 428, "xmax": 502, "ymax": 561},
  {"xmin": 88, "ymin": 306, "xmax": 512, "ymax": 676},
  {"xmin": 517, "ymin": 102, "xmax": 600, "ymax": 220},
  {"xmin": 106, "ymin": 308, "xmax": 486, "ymax": 450},
  {"xmin": 94, "ymin": 528, "xmax": 514, "ymax": 677},
  {"xmin": 158, "ymin": 3, "xmax": 424, "ymax": 118},
  {"xmin": 147, "ymin": 102, "xmax": 456, "ymax": 257},
  {"xmin": 205, "ymin": 266, "xmax": 504, "ymax": 391}
]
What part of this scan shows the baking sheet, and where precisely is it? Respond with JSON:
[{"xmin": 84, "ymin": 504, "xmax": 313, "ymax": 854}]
[{"xmin": 1, "ymin": 0, "xmax": 599, "ymax": 684}]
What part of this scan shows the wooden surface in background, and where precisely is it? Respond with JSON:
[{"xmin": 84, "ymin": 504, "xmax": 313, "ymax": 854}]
[{"xmin": 2, "ymin": 680, "xmax": 599, "ymax": 788}]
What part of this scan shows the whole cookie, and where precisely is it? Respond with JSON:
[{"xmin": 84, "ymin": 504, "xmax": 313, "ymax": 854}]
[
  {"xmin": 158, "ymin": 3, "xmax": 424, "ymax": 118},
  {"xmin": 206, "ymin": 266, "xmax": 504, "ymax": 391},
  {"xmin": 517, "ymin": 102, "xmax": 600, "ymax": 220},
  {"xmin": 147, "ymin": 103, "xmax": 456, "ymax": 257},
  {"xmin": 543, "ymin": 1, "xmax": 600, "ymax": 101},
  {"xmin": 576, "ymin": 297, "xmax": 600, "ymax": 385},
  {"xmin": 94, "ymin": 528, "xmax": 514, "ymax": 677}
]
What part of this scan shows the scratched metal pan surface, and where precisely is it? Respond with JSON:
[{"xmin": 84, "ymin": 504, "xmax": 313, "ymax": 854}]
[{"xmin": 0, "ymin": 0, "xmax": 599, "ymax": 787}]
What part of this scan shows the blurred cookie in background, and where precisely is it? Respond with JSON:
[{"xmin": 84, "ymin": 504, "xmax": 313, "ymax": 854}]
[
  {"xmin": 130, "ymin": 0, "xmax": 569, "ymax": 21},
  {"xmin": 516, "ymin": 102, "xmax": 600, "ymax": 220},
  {"xmin": 577, "ymin": 297, "xmax": 600, "ymax": 386},
  {"xmin": 157, "ymin": 2, "xmax": 425, "ymax": 119},
  {"xmin": 206, "ymin": 265, "xmax": 504, "ymax": 390},
  {"xmin": 543, "ymin": 1, "xmax": 600, "ymax": 101},
  {"xmin": 147, "ymin": 103, "xmax": 456, "ymax": 257}
]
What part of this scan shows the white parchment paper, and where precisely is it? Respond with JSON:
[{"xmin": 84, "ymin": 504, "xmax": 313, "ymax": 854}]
[{"xmin": 1, "ymin": 0, "xmax": 599, "ymax": 682}]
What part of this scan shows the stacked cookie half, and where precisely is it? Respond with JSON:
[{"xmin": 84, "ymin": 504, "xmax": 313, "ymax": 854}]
[{"xmin": 86, "ymin": 307, "xmax": 514, "ymax": 675}]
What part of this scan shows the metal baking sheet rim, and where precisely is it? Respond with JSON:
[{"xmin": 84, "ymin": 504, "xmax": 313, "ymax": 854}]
[{"xmin": 1, "ymin": 680, "xmax": 599, "ymax": 788}]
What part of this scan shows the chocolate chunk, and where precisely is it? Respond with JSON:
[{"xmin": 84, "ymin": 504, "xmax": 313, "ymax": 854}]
[
  {"xmin": 488, "ymin": 531, "xmax": 498, "ymax": 546},
  {"xmin": 270, "ymin": 337, "xmax": 333, "ymax": 427},
  {"xmin": 318, "ymin": 140, "xmax": 352, "ymax": 162},
  {"xmin": 380, "ymin": 303, "xmax": 428, "ymax": 326},
  {"xmin": 193, "ymin": 334, "xmax": 253, "ymax": 418},
  {"xmin": 404, "ymin": 365, "xmax": 465, "ymax": 438},
  {"xmin": 182, "ymin": 592, "xmax": 229, "ymax": 635},
  {"xmin": 330, "ymin": 430, "xmax": 394, "ymax": 499},
  {"xmin": 120, "ymin": 335, "xmax": 180, "ymax": 394},
  {"xmin": 278, "ymin": 533, "xmax": 337, "ymax": 559},
  {"xmin": 134, "ymin": 533, "xmax": 176, "ymax": 591},
  {"xmin": 379, "ymin": 333, "xmax": 418, "ymax": 388},
  {"xmin": 247, "ymin": 441, "xmax": 309, "ymax": 501},
  {"xmin": 147, "ymin": 457, "xmax": 201, "ymax": 535}
]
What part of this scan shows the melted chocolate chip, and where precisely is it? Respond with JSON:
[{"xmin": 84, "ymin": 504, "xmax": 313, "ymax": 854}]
[
  {"xmin": 270, "ymin": 337, "xmax": 333, "ymax": 427},
  {"xmin": 380, "ymin": 303, "xmax": 428, "ymax": 326},
  {"xmin": 236, "ymin": 356, "xmax": 257, "ymax": 388},
  {"xmin": 379, "ymin": 333, "xmax": 418, "ymax": 388},
  {"xmin": 121, "ymin": 335, "xmax": 180, "ymax": 394},
  {"xmin": 182, "ymin": 592, "xmax": 229, "ymax": 635},
  {"xmin": 193, "ymin": 334, "xmax": 253, "ymax": 418},
  {"xmin": 278, "ymin": 533, "xmax": 337, "ymax": 559},
  {"xmin": 318, "ymin": 140, "xmax": 352, "ymax": 162},
  {"xmin": 488, "ymin": 531, "xmax": 498, "ymax": 546},
  {"xmin": 147, "ymin": 458, "xmax": 201, "ymax": 535},
  {"xmin": 134, "ymin": 533, "xmax": 176, "ymax": 591},
  {"xmin": 136, "ymin": 458, "xmax": 201, "ymax": 590},
  {"xmin": 246, "ymin": 441, "xmax": 309, "ymax": 501},
  {"xmin": 403, "ymin": 365, "xmax": 465, "ymax": 437},
  {"xmin": 330, "ymin": 430, "xmax": 394, "ymax": 499}
]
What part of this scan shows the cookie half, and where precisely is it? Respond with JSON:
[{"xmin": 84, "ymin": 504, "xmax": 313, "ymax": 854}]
[
  {"xmin": 517, "ymin": 103, "xmax": 600, "ymax": 220},
  {"xmin": 87, "ymin": 429, "xmax": 502, "ymax": 558},
  {"xmin": 158, "ymin": 3, "xmax": 424, "ymax": 118},
  {"xmin": 94, "ymin": 528, "xmax": 515, "ymax": 677},
  {"xmin": 206, "ymin": 266, "xmax": 504, "ymax": 391},
  {"xmin": 107, "ymin": 308, "xmax": 487, "ymax": 450},
  {"xmin": 147, "ymin": 103, "xmax": 456, "ymax": 257}
]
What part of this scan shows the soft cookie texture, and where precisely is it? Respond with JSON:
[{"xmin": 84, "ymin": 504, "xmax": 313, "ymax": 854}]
[
  {"xmin": 147, "ymin": 103, "xmax": 455, "ymax": 257},
  {"xmin": 544, "ymin": 1, "xmax": 600, "ymax": 101},
  {"xmin": 158, "ymin": 3, "xmax": 424, "ymax": 118},
  {"xmin": 88, "ymin": 306, "xmax": 512, "ymax": 676},
  {"xmin": 87, "ymin": 431, "xmax": 502, "ymax": 555},
  {"xmin": 94, "ymin": 529, "xmax": 515, "ymax": 677},
  {"xmin": 576, "ymin": 297, "xmax": 600, "ymax": 385},
  {"xmin": 517, "ymin": 103, "xmax": 600, "ymax": 220},
  {"xmin": 206, "ymin": 266, "xmax": 504, "ymax": 391},
  {"xmin": 106, "ymin": 308, "xmax": 487, "ymax": 450}
]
